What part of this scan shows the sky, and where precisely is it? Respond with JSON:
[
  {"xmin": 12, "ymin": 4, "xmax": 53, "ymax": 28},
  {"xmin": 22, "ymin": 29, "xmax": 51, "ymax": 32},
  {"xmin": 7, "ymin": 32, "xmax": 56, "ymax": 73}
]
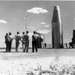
[{"xmin": 0, "ymin": 1, "xmax": 74, "ymax": 47}]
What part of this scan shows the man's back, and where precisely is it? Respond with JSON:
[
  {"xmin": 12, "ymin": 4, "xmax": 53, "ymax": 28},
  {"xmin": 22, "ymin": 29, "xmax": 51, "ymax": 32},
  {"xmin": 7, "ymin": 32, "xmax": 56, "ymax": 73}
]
[
  {"xmin": 32, "ymin": 34, "xmax": 38, "ymax": 42},
  {"xmin": 7, "ymin": 35, "xmax": 12, "ymax": 42},
  {"xmin": 24, "ymin": 34, "xmax": 29, "ymax": 42},
  {"xmin": 15, "ymin": 35, "xmax": 21, "ymax": 42}
]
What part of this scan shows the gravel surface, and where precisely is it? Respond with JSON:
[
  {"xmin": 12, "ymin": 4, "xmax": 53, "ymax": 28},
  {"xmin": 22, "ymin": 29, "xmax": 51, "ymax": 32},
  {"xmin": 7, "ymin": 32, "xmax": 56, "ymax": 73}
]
[{"xmin": 0, "ymin": 49, "xmax": 75, "ymax": 75}]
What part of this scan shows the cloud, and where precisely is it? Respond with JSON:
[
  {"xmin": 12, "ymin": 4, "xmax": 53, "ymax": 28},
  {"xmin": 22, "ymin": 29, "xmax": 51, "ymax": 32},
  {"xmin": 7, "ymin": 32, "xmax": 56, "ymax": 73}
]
[
  {"xmin": 38, "ymin": 22, "xmax": 46, "ymax": 26},
  {"xmin": 28, "ymin": 26, "xmax": 36, "ymax": 30},
  {"xmin": 0, "ymin": 20, "xmax": 7, "ymax": 24},
  {"xmin": 37, "ymin": 29, "xmax": 50, "ymax": 34},
  {"xmin": 44, "ymin": 25, "xmax": 50, "ymax": 27},
  {"xmin": 27, "ymin": 7, "xmax": 48, "ymax": 14},
  {"xmin": 39, "ymin": 22, "xmax": 50, "ymax": 28},
  {"xmin": 40, "ymin": 22, "xmax": 46, "ymax": 25}
]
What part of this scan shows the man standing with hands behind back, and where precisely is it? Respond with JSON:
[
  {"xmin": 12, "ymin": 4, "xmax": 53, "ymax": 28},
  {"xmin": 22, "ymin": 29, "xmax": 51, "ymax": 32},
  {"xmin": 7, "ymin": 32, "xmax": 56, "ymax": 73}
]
[
  {"xmin": 32, "ymin": 31, "xmax": 38, "ymax": 52},
  {"xmin": 15, "ymin": 31, "xmax": 21, "ymax": 52},
  {"xmin": 23, "ymin": 31, "xmax": 29, "ymax": 52}
]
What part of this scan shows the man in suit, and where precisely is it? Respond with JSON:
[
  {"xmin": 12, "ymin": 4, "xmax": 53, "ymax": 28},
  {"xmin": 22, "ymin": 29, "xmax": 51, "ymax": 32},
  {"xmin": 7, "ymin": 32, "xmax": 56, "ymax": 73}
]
[
  {"xmin": 21, "ymin": 32, "xmax": 25, "ymax": 51},
  {"xmin": 37, "ymin": 35, "xmax": 43, "ymax": 48},
  {"xmin": 23, "ymin": 31, "xmax": 29, "ymax": 52},
  {"xmin": 32, "ymin": 31, "xmax": 38, "ymax": 52},
  {"xmin": 8, "ymin": 32, "xmax": 13, "ymax": 52},
  {"xmin": 5, "ymin": 33, "xmax": 9, "ymax": 52},
  {"xmin": 15, "ymin": 32, "xmax": 21, "ymax": 52}
]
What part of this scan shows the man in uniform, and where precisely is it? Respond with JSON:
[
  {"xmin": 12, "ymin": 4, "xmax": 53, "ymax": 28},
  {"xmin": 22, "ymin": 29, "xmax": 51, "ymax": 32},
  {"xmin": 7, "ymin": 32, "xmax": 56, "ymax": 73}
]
[{"xmin": 15, "ymin": 32, "xmax": 21, "ymax": 52}]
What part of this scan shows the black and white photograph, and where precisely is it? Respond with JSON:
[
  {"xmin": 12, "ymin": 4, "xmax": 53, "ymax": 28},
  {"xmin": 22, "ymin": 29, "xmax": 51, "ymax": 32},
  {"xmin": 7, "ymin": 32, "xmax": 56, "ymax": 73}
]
[{"xmin": 0, "ymin": 0, "xmax": 75, "ymax": 75}]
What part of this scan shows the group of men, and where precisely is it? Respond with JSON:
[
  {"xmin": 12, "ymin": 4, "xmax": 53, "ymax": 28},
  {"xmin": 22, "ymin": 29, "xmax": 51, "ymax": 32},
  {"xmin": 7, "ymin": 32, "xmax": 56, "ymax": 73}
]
[
  {"xmin": 5, "ymin": 31, "xmax": 42, "ymax": 52},
  {"xmin": 5, "ymin": 32, "xmax": 12, "ymax": 52}
]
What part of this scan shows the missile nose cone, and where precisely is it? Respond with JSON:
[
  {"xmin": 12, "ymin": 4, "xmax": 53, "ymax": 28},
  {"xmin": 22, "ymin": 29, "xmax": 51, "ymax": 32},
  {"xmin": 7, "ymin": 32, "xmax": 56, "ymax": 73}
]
[
  {"xmin": 52, "ymin": 6, "xmax": 62, "ymax": 23},
  {"xmin": 54, "ymin": 6, "xmax": 60, "ymax": 10}
]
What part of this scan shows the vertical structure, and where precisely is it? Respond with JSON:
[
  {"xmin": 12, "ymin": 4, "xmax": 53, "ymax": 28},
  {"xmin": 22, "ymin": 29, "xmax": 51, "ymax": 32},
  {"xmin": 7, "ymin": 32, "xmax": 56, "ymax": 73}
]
[
  {"xmin": 72, "ymin": 30, "xmax": 75, "ymax": 45},
  {"xmin": 52, "ymin": 6, "xmax": 63, "ymax": 48}
]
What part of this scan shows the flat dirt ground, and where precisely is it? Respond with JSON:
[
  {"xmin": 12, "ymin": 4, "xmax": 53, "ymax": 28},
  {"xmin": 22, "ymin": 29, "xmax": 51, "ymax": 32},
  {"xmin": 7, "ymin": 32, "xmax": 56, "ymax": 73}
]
[
  {"xmin": 0, "ymin": 48, "xmax": 75, "ymax": 75},
  {"xmin": 0, "ymin": 48, "xmax": 75, "ymax": 59}
]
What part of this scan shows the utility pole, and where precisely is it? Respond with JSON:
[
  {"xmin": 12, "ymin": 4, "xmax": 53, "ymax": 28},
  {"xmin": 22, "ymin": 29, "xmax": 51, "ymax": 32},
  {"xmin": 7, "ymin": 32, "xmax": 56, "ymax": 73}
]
[{"xmin": 24, "ymin": 13, "xmax": 28, "ymax": 32}]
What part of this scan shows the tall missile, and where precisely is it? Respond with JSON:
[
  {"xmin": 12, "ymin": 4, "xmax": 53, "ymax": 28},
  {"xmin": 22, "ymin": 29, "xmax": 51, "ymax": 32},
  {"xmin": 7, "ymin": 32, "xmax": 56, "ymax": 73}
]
[{"xmin": 51, "ymin": 6, "xmax": 63, "ymax": 48}]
